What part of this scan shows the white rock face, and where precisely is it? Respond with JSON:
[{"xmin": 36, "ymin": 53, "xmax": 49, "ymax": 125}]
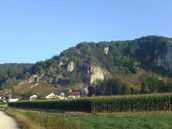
[
  {"xmin": 90, "ymin": 66, "xmax": 105, "ymax": 84},
  {"xmin": 67, "ymin": 61, "xmax": 75, "ymax": 72},
  {"xmin": 104, "ymin": 47, "xmax": 109, "ymax": 55},
  {"xmin": 58, "ymin": 62, "xmax": 64, "ymax": 67},
  {"xmin": 155, "ymin": 43, "xmax": 172, "ymax": 70},
  {"xmin": 29, "ymin": 75, "xmax": 40, "ymax": 84}
]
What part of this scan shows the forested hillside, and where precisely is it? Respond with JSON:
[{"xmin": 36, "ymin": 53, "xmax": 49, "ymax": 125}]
[
  {"xmin": 29, "ymin": 36, "xmax": 172, "ymax": 85},
  {"xmin": 1, "ymin": 36, "xmax": 172, "ymax": 96},
  {"xmin": 0, "ymin": 64, "xmax": 32, "ymax": 89}
]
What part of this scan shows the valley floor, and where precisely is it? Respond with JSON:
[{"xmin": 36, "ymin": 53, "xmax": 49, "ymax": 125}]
[{"xmin": 1, "ymin": 105, "xmax": 172, "ymax": 129}]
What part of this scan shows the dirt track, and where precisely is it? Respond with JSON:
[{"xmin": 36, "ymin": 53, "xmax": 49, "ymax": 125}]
[{"xmin": 0, "ymin": 111, "xmax": 19, "ymax": 129}]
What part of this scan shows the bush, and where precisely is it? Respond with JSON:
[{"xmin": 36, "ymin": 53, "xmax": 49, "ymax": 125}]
[
  {"xmin": 141, "ymin": 75, "xmax": 172, "ymax": 93},
  {"xmin": 94, "ymin": 78, "xmax": 130, "ymax": 96}
]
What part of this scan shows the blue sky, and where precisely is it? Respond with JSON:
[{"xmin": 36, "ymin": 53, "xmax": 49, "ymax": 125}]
[{"xmin": 0, "ymin": 0, "xmax": 172, "ymax": 63}]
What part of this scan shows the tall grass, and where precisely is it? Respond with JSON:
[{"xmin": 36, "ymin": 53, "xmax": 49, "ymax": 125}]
[
  {"xmin": 4, "ymin": 108, "xmax": 81, "ymax": 129},
  {"xmin": 4, "ymin": 108, "xmax": 172, "ymax": 129}
]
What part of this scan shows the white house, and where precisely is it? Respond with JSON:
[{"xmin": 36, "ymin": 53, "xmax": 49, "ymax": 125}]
[
  {"xmin": 45, "ymin": 92, "xmax": 65, "ymax": 99},
  {"xmin": 0, "ymin": 96, "xmax": 6, "ymax": 100},
  {"xmin": 45, "ymin": 92, "xmax": 58, "ymax": 99},
  {"xmin": 8, "ymin": 98, "xmax": 19, "ymax": 102},
  {"xmin": 60, "ymin": 92, "xmax": 65, "ymax": 99},
  {"xmin": 0, "ymin": 96, "xmax": 7, "ymax": 102},
  {"xmin": 30, "ymin": 95, "xmax": 38, "ymax": 101}
]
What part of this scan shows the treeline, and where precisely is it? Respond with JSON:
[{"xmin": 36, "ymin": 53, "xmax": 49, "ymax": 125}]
[
  {"xmin": 88, "ymin": 76, "xmax": 172, "ymax": 96},
  {"xmin": 88, "ymin": 78, "xmax": 129, "ymax": 96},
  {"xmin": 8, "ymin": 93, "xmax": 172, "ymax": 112},
  {"xmin": 0, "ymin": 63, "xmax": 32, "ymax": 88}
]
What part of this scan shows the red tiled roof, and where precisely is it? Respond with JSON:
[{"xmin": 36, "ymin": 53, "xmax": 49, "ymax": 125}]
[{"xmin": 68, "ymin": 92, "xmax": 80, "ymax": 96}]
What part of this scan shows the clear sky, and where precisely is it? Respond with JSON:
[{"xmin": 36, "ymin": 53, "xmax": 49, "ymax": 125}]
[{"xmin": 0, "ymin": 0, "xmax": 172, "ymax": 63}]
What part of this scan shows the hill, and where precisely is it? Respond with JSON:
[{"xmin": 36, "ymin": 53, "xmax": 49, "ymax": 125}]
[
  {"xmin": 0, "ymin": 63, "xmax": 32, "ymax": 89},
  {"xmin": 1, "ymin": 36, "xmax": 172, "ymax": 97}
]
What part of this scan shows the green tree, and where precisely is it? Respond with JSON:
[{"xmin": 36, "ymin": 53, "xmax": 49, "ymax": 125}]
[
  {"xmin": 95, "ymin": 78, "xmax": 129, "ymax": 96},
  {"xmin": 141, "ymin": 75, "xmax": 169, "ymax": 93}
]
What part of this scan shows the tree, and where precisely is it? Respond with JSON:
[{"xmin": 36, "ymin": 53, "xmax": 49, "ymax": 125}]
[
  {"xmin": 114, "ymin": 55, "xmax": 140, "ymax": 74},
  {"xmin": 141, "ymin": 75, "xmax": 169, "ymax": 93},
  {"xmin": 94, "ymin": 78, "xmax": 129, "ymax": 96}
]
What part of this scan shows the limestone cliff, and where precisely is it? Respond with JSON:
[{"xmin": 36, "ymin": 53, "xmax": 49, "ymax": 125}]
[
  {"xmin": 67, "ymin": 61, "xmax": 75, "ymax": 72},
  {"xmin": 89, "ymin": 66, "xmax": 108, "ymax": 84},
  {"xmin": 155, "ymin": 43, "xmax": 172, "ymax": 71}
]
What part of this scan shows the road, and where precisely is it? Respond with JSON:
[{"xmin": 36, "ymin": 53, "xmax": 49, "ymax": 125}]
[{"xmin": 0, "ymin": 111, "xmax": 19, "ymax": 129}]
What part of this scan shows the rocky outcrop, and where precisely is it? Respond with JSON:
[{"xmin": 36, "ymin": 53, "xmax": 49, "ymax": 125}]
[
  {"xmin": 89, "ymin": 66, "xmax": 107, "ymax": 84},
  {"xmin": 67, "ymin": 61, "xmax": 75, "ymax": 72},
  {"xmin": 155, "ymin": 43, "xmax": 172, "ymax": 70},
  {"xmin": 58, "ymin": 62, "xmax": 64, "ymax": 67},
  {"xmin": 104, "ymin": 47, "xmax": 109, "ymax": 55},
  {"xmin": 29, "ymin": 75, "xmax": 40, "ymax": 84}
]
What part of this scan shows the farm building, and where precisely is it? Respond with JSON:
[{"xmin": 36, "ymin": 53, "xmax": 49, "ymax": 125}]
[
  {"xmin": 0, "ymin": 96, "xmax": 8, "ymax": 102},
  {"xmin": 30, "ymin": 95, "xmax": 38, "ymax": 101},
  {"xmin": 67, "ymin": 91, "xmax": 81, "ymax": 99},
  {"xmin": 8, "ymin": 98, "xmax": 19, "ymax": 102},
  {"xmin": 45, "ymin": 92, "xmax": 65, "ymax": 99}
]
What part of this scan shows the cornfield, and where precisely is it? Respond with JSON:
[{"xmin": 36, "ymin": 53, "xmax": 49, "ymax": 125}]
[{"xmin": 8, "ymin": 93, "xmax": 172, "ymax": 112}]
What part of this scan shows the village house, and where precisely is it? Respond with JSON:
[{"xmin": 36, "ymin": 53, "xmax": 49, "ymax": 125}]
[
  {"xmin": 60, "ymin": 92, "xmax": 65, "ymax": 99},
  {"xmin": 0, "ymin": 96, "xmax": 8, "ymax": 103},
  {"xmin": 45, "ymin": 92, "xmax": 60, "ymax": 99},
  {"xmin": 45, "ymin": 92, "xmax": 65, "ymax": 100},
  {"xmin": 30, "ymin": 95, "xmax": 38, "ymax": 101},
  {"xmin": 67, "ymin": 91, "xmax": 81, "ymax": 99},
  {"xmin": 8, "ymin": 98, "xmax": 19, "ymax": 102}
]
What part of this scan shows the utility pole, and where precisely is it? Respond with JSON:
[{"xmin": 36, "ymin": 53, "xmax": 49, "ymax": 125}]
[{"xmin": 8, "ymin": 88, "xmax": 12, "ymax": 99}]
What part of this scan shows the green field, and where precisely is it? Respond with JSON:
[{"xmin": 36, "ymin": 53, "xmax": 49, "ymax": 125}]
[
  {"xmin": 77, "ymin": 112, "xmax": 172, "ymax": 129},
  {"xmin": 4, "ymin": 93, "xmax": 172, "ymax": 129},
  {"xmin": 2, "ymin": 106, "xmax": 172, "ymax": 129}
]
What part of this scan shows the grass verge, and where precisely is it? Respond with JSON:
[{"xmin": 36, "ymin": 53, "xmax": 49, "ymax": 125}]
[
  {"xmin": 1, "ymin": 105, "xmax": 172, "ymax": 129},
  {"xmin": 0, "ymin": 106, "xmax": 81, "ymax": 129}
]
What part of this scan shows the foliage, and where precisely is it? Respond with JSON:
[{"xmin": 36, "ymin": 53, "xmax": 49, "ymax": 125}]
[
  {"xmin": 8, "ymin": 99, "xmax": 92, "ymax": 112},
  {"xmin": 141, "ymin": 75, "xmax": 172, "ymax": 93},
  {"xmin": 0, "ymin": 63, "xmax": 32, "ymax": 88},
  {"xmin": 93, "ymin": 78, "xmax": 130, "ymax": 96},
  {"xmin": 20, "ymin": 91, "xmax": 34, "ymax": 100},
  {"xmin": 114, "ymin": 55, "xmax": 140, "ymax": 73}
]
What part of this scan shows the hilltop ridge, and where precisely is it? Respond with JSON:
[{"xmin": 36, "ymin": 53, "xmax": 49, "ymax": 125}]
[{"xmin": 1, "ymin": 35, "xmax": 172, "ymax": 97}]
